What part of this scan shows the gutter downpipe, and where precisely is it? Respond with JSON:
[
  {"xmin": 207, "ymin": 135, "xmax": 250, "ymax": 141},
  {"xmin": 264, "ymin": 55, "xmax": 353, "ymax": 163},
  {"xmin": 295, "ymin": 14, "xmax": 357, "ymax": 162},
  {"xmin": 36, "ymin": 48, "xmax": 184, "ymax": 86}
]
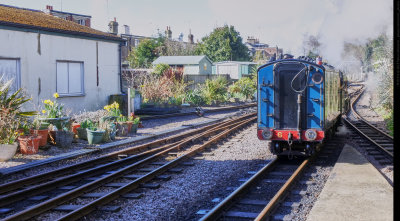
[{"xmin": 119, "ymin": 41, "xmax": 125, "ymax": 94}]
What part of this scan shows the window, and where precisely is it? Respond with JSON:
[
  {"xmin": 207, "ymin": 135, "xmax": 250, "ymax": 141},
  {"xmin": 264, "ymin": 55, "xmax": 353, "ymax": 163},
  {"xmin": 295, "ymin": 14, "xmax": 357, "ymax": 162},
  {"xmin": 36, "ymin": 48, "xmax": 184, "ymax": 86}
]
[
  {"xmin": 134, "ymin": 39, "xmax": 140, "ymax": 47},
  {"xmin": 0, "ymin": 58, "xmax": 20, "ymax": 94},
  {"xmin": 56, "ymin": 61, "xmax": 84, "ymax": 96},
  {"xmin": 78, "ymin": 19, "xmax": 85, "ymax": 26}
]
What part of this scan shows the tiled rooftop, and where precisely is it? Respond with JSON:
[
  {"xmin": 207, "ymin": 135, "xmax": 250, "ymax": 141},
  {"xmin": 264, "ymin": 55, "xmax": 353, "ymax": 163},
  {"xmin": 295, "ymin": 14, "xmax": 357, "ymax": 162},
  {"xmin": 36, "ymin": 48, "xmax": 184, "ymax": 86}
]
[{"xmin": 0, "ymin": 4, "xmax": 122, "ymax": 41}]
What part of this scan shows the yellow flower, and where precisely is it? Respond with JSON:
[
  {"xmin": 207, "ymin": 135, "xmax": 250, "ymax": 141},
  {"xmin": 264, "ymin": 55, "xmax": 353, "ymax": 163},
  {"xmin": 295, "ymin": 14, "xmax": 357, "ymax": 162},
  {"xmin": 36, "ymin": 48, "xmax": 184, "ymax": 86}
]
[
  {"xmin": 53, "ymin": 93, "xmax": 59, "ymax": 99},
  {"xmin": 42, "ymin": 110, "xmax": 46, "ymax": 114},
  {"xmin": 119, "ymin": 114, "xmax": 123, "ymax": 117},
  {"xmin": 49, "ymin": 101, "xmax": 54, "ymax": 106},
  {"xmin": 44, "ymin": 99, "xmax": 50, "ymax": 104}
]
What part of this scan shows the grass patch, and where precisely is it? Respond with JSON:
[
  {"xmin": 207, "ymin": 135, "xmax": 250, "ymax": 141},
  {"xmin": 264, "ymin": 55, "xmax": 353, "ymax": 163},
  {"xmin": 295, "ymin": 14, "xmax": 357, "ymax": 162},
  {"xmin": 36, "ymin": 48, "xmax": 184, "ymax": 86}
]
[{"xmin": 375, "ymin": 107, "xmax": 393, "ymax": 136}]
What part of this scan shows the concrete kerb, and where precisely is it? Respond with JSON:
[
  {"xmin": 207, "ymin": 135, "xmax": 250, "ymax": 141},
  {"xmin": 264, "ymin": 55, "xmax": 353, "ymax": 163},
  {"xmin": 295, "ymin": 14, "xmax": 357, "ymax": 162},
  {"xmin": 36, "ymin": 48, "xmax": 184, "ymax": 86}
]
[{"xmin": 0, "ymin": 116, "xmax": 228, "ymax": 176}]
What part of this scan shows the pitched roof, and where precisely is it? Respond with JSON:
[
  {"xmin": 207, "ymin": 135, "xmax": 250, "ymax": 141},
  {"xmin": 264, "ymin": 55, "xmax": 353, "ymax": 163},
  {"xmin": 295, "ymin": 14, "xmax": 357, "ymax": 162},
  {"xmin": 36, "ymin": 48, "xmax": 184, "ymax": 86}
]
[
  {"xmin": 214, "ymin": 61, "xmax": 257, "ymax": 65},
  {"xmin": 0, "ymin": 4, "xmax": 123, "ymax": 42},
  {"xmin": 152, "ymin": 56, "xmax": 211, "ymax": 65}
]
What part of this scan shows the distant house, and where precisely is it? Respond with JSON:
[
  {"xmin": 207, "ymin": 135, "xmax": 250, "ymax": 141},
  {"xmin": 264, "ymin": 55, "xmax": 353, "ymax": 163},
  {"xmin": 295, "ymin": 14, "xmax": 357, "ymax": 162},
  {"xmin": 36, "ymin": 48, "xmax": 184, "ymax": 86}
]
[
  {"xmin": 212, "ymin": 61, "xmax": 257, "ymax": 79},
  {"xmin": 45, "ymin": 5, "xmax": 91, "ymax": 27},
  {"xmin": 0, "ymin": 4, "xmax": 125, "ymax": 112},
  {"xmin": 152, "ymin": 55, "xmax": 212, "ymax": 75}
]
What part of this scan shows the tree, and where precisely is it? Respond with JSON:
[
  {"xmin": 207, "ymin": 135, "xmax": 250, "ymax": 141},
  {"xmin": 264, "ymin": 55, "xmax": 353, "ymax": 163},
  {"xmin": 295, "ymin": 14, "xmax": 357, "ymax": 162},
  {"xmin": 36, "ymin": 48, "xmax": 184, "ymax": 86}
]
[
  {"xmin": 302, "ymin": 34, "xmax": 321, "ymax": 59},
  {"xmin": 127, "ymin": 38, "xmax": 162, "ymax": 68},
  {"xmin": 195, "ymin": 25, "xmax": 250, "ymax": 62}
]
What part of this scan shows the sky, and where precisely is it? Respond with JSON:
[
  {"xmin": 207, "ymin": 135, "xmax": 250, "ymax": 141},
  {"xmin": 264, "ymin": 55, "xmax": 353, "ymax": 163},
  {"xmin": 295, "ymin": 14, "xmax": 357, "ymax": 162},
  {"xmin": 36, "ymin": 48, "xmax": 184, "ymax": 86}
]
[{"xmin": 0, "ymin": 0, "xmax": 393, "ymax": 65}]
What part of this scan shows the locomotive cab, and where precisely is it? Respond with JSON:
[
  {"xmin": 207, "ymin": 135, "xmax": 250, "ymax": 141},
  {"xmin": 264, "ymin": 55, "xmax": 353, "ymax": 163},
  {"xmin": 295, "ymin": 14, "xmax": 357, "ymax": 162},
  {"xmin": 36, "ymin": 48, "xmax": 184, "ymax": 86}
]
[{"xmin": 257, "ymin": 57, "xmax": 343, "ymax": 157}]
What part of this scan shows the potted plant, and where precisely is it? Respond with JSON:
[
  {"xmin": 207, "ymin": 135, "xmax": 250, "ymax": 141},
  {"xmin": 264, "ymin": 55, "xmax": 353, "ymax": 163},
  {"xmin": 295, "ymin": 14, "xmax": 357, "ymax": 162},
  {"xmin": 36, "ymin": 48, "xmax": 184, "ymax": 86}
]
[
  {"xmin": 103, "ymin": 102, "xmax": 129, "ymax": 136},
  {"xmin": 127, "ymin": 113, "xmax": 140, "ymax": 135},
  {"xmin": 18, "ymin": 133, "xmax": 42, "ymax": 154},
  {"xmin": 86, "ymin": 123, "xmax": 105, "ymax": 145},
  {"xmin": 0, "ymin": 77, "xmax": 37, "ymax": 160},
  {"xmin": 76, "ymin": 119, "xmax": 93, "ymax": 140},
  {"xmin": 38, "ymin": 93, "xmax": 70, "ymax": 133},
  {"xmin": 116, "ymin": 115, "xmax": 129, "ymax": 136},
  {"xmin": 30, "ymin": 117, "xmax": 49, "ymax": 147},
  {"xmin": 55, "ymin": 126, "xmax": 74, "ymax": 148}
]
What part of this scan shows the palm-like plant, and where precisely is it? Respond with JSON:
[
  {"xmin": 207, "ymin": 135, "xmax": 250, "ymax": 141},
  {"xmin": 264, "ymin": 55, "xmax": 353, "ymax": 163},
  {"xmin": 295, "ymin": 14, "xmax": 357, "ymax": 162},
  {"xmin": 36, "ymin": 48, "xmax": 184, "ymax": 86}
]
[{"xmin": 0, "ymin": 77, "xmax": 37, "ymax": 144}]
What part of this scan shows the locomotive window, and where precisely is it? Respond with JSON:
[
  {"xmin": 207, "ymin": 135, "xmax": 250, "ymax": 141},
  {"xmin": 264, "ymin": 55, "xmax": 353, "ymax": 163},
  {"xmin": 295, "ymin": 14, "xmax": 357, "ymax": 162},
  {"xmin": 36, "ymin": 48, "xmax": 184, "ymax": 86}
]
[{"xmin": 312, "ymin": 72, "xmax": 323, "ymax": 84}]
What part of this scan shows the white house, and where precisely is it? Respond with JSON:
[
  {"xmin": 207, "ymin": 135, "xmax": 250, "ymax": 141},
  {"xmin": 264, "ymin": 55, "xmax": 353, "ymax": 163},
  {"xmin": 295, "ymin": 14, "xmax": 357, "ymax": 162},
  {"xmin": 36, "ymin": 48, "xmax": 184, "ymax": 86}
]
[
  {"xmin": 212, "ymin": 61, "xmax": 257, "ymax": 79},
  {"xmin": 0, "ymin": 4, "xmax": 125, "ymax": 112},
  {"xmin": 152, "ymin": 55, "xmax": 213, "ymax": 75}
]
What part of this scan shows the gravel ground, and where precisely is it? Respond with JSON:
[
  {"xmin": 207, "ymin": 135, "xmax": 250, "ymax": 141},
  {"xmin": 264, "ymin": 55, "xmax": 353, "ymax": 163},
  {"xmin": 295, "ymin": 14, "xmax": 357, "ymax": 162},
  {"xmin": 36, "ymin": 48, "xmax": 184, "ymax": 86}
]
[
  {"xmin": 81, "ymin": 123, "xmax": 275, "ymax": 221},
  {"xmin": 0, "ymin": 106, "xmax": 255, "ymax": 184}
]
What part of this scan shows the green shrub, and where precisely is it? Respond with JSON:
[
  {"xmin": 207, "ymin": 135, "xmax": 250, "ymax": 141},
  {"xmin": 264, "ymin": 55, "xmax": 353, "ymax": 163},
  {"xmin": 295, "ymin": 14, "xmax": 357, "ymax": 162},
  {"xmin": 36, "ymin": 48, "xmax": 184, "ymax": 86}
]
[
  {"xmin": 152, "ymin": 63, "xmax": 170, "ymax": 77},
  {"xmin": 201, "ymin": 76, "xmax": 228, "ymax": 105},
  {"xmin": 228, "ymin": 77, "xmax": 256, "ymax": 100},
  {"xmin": 185, "ymin": 88, "xmax": 206, "ymax": 106}
]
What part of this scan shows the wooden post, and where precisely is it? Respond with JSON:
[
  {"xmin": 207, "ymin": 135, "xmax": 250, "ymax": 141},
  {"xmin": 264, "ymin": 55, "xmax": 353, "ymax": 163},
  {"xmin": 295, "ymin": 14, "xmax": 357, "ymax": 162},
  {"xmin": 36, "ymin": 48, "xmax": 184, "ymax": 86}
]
[{"xmin": 127, "ymin": 88, "xmax": 131, "ymax": 117}]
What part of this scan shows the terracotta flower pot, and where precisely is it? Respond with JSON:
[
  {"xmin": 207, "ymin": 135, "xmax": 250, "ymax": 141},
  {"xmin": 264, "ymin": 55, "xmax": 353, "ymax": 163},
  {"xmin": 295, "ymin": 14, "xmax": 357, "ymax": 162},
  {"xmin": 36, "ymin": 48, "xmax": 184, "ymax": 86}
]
[
  {"xmin": 126, "ymin": 122, "xmax": 133, "ymax": 133},
  {"xmin": 72, "ymin": 123, "xmax": 81, "ymax": 135},
  {"xmin": 18, "ymin": 135, "xmax": 42, "ymax": 154},
  {"xmin": 30, "ymin": 129, "xmax": 49, "ymax": 147}
]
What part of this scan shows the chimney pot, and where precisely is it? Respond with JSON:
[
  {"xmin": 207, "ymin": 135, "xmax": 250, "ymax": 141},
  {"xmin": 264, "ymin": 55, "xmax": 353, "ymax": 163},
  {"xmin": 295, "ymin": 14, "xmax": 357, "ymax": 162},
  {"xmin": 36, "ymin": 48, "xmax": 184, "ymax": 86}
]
[{"xmin": 114, "ymin": 17, "xmax": 116, "ymax": 22}]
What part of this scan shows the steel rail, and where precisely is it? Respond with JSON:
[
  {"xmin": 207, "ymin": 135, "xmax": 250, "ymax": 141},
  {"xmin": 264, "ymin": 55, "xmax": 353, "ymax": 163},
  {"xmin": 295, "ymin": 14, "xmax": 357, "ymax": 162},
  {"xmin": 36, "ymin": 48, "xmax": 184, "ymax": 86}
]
[
  {"xmin": 199, "ymin": 158, "xmax": 279, "ymax": 221},
  {"xmin": 3, "ymin": 115, "xmax": 256, "ymax": 221},
  {"xmin": 349, "ymin": 89, "xmax": 393, "ymax": 140},
  {"xmin": 140, "ymin": 103, "xmax": 256, "ymax": 120},
  {"xmin": 255, "ymin": 158, "xmax": 310, "ymax": 221},
  {"xmin": 57, "ymin": 116, "xmax": 256, "ymax": 221},
  {"xmin": 0, "ymin": 113, "xmax": 250, "ymax": 195},
  {"xmin": 0, "ymin": 114, "xmax": 254, "ymax": 207},
  {"xmin": 342, "ymin": 117, "xmax": 393, "ymax": 158},
  {"xmin": 346, "ymin": 87, "xmax": 393, "ymax": 158}
]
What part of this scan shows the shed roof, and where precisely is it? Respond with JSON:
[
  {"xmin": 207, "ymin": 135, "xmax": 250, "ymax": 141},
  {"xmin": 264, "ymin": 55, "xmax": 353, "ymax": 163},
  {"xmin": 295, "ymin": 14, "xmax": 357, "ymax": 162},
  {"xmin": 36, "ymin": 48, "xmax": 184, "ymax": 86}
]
[
  {"xmin": 213, "ymin": 61, "xmax": 257, "ymax": 65},
  {"xmin": 0, "ymin": 4, "xmax": 123, "ymax": 42},
  {"xmin": 153, "ymin": 55, "xmax": 211, "ymax": 65}
]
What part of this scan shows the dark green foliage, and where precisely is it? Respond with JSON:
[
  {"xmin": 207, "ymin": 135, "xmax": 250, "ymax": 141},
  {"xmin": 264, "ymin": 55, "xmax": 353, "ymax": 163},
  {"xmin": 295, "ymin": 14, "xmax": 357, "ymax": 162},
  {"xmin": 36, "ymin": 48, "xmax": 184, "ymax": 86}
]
[
  {"xmin": 185, "ymin": 88, "xmax": 206, "ymax": 106},
  {"xmin": 195, "ymin": 25, "xmax": 250, "ymax": 62},
  {"xmin": 201, "ymin": 76, "xmax": 228, "ymax": 104},
  {"xmin": 127, "ymin": 39, "xmax": 162, "ymax": 68}
]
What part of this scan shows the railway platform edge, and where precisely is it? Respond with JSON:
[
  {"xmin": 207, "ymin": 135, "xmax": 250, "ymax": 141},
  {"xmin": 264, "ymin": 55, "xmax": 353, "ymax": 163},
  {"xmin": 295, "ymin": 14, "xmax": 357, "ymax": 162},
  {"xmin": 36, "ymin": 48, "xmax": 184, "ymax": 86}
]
[{"xmin": 307, "ymin": 144, "xmax": 393, "ymax": 221}]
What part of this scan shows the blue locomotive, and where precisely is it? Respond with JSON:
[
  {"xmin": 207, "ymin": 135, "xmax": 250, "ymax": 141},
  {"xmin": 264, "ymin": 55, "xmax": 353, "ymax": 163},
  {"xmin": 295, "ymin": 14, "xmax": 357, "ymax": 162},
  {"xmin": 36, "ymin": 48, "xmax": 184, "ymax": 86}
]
[{"xmin": 257, "ymin": 55, "xmax": 347, "ymax": 156}]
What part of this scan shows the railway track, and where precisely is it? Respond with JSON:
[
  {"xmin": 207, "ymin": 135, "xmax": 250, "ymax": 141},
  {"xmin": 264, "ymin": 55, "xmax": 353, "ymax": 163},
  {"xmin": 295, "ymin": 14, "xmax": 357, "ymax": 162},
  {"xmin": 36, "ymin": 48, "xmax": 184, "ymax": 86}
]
[
  {"xmin": 198, "ymin": 157, "xmax": 311, "ymax": 221},
  {"xmin": 140, "ymin": 103, "xmax": 256, "ymax": 120},
  {"xmin": 342, "ymin": 85, "xmax": 393, "ymax": 186},
  {"xmin": 0, "ymin": 113, "xmax": 256, "ymax": 221},
  {"xmin": 343, "ymin": 87, "xmax": 393, "ymax": 163},
  {"xmin": 0, "ymin": 103, "xmax": 256, "ymax": 177}
]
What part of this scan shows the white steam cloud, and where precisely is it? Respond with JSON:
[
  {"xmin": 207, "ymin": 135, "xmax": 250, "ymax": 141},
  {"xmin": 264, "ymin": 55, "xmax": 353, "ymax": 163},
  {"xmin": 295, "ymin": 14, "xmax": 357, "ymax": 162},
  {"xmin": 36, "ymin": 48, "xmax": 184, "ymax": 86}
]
[{"xmin": 209, "ymin": 0, "xmax": 393, "ymax": 66}]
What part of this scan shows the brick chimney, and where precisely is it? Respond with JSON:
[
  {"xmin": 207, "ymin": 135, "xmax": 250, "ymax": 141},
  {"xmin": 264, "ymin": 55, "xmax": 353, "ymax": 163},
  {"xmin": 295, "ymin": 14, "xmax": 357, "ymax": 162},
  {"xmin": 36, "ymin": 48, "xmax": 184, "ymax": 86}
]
[
  {"xmin": 123, "ymin": 25, "xmax": 130, "ymax": 35},
  {"xmin": 188, "ymin": 29, "xmax": 194, "ymax": 44},
  {"xmin": 45, "ymin": 5, "xmax": 53, "ymax": 14},
  {"xmin": 108, "ymin": 17, "xmax": 118, "ymax": 35}
]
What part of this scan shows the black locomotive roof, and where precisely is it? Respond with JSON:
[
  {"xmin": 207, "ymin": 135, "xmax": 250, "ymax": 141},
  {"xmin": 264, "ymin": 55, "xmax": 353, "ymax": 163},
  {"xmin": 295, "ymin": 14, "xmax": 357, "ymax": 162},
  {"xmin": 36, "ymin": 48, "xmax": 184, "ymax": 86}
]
[{"xmin": 257, "ymin": 59, "xmax": 325, "ymax": 72}]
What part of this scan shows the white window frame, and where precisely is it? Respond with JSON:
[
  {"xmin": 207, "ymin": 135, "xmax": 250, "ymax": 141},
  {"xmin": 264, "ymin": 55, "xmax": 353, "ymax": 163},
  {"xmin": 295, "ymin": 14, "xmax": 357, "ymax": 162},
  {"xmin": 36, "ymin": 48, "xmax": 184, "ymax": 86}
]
[
  {"xmin": 56, "ymin": 60, "xmax": 85, "ymax": 97},
  {"xmin": 78, "ymin": 19, "xmax": 85, "ymax": 26},
  {"xmin": 0, "ymin": 57, "xmax": 21, "ymax": 93}
]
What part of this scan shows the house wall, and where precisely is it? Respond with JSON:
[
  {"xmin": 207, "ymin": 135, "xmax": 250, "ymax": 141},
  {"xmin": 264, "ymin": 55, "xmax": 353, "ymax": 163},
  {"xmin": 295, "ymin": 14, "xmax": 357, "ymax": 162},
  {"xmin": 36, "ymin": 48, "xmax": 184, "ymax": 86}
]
[
  {"xmin": 215, "ymin": 63, "xmax": 240, "ymax": 79},
  {"xmin": 198, "ymin": 58, "xmax": 212, "ymax": 75},
  {"xmin": 183, "ymin": 65, "xmax": 199, "ymax": 75},
  {"xmin": 0, "ymin": 29, "xmax": 120, "ymax": 113}
]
